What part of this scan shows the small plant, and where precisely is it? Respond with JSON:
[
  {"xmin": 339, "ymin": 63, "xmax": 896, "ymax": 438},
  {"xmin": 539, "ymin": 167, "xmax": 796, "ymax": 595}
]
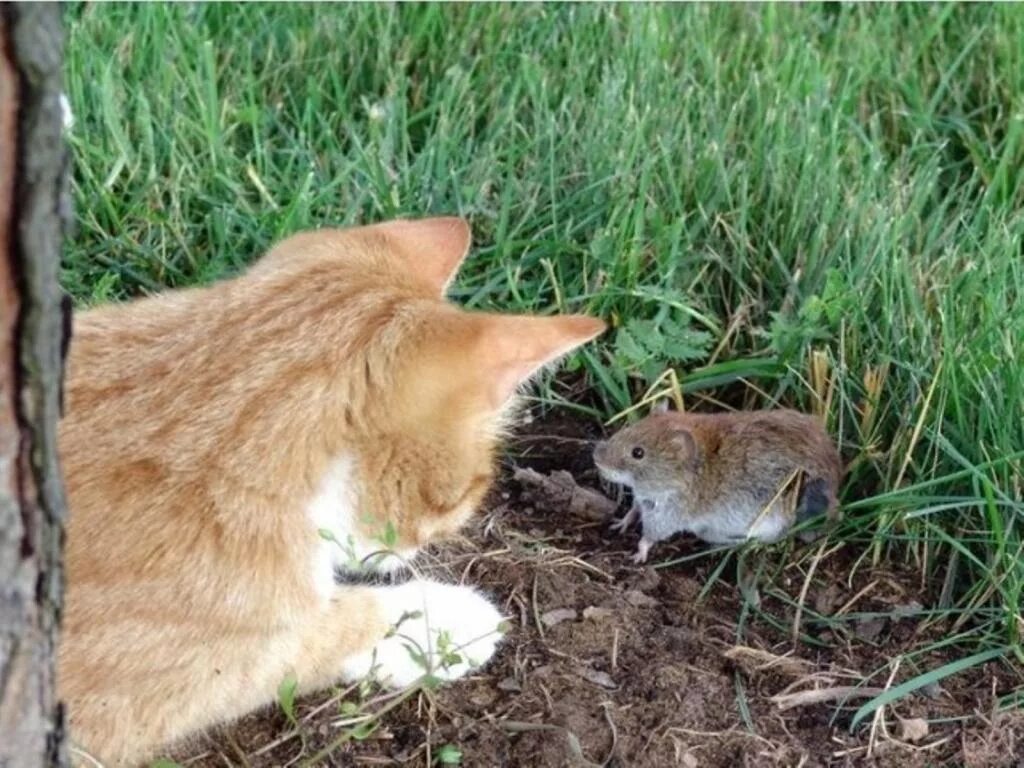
[
  {"xmin": 611, "ymin": 295, "xmax": 714, "ymax": 387},
  {"xmin": 435, "ymin": 743, "xmax": 464, "ymax": 765},
  {"xmin": 296, "ymin": 616, "xmax": 504, "ymax": 766},
  {"xmin": 767, "ymin": 269, "xmax": 855, "ymax": 365},
  {"xmin": 277, "ymin": 671, "xmax": 298, "ymax": 725},
  {"xmin": 292, "ymin": 529, "xmax": 505, "ymax": 766},
  {"xmin": 318, "ymin": 518, "xmax": 404, "ymax": 572}
]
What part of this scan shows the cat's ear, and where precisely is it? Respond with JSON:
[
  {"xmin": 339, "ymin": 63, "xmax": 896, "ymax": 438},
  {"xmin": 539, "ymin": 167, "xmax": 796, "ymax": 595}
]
[
  {"xmin": 474, "ymin": 314, "xmax": 606, "ymax": 408},
  {"xmin": 371, "ymin": 217, "xmax": 472, "ymax": 295}
]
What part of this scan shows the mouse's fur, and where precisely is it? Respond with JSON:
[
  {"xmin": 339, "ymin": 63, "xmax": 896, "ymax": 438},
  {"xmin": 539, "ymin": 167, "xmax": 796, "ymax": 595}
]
[
  {"xmin": 593, "ymin": 409, "xmax": 841, "ymax": 562},
  {"xmin": 58, "ymin": 217, "xmax": 605, "ymax": 766}
]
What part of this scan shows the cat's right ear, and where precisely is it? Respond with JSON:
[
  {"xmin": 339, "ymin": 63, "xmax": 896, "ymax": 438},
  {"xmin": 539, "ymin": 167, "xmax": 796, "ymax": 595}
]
[{"xmin": 371, "ymin": 217, "xmax": 472, "ymax": 295}]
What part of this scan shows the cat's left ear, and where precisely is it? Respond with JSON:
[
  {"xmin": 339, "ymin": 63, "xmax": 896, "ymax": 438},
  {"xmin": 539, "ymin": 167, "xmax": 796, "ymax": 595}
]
[
  {"xmin": 473, "ymin": 314, "xmax": 607, "ymax": 408},
  {"xmin": 372, "ymin": 217, "xmax": 472, "ymax": 295}
]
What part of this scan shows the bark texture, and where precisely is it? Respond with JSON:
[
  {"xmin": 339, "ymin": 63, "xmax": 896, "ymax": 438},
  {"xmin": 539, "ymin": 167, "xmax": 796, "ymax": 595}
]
[{"xmin": 0, "ymin": 4, "xmax": 69, "ymax": 767}]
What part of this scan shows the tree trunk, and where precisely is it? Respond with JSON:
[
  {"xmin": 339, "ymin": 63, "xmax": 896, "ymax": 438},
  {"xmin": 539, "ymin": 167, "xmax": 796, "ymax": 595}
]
[{"xmin": 0, "ymin": 4, "xmax": 70, "ymax": 767}]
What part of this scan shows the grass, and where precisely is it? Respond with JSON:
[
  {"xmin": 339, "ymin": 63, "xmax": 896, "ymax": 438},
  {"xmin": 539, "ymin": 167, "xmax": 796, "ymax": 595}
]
[{"xmin": 64, "ymin": 0, "xmax": 1023, "ymax": 718}]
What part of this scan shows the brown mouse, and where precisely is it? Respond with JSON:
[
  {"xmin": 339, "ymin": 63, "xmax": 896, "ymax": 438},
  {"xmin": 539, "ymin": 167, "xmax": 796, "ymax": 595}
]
[{"xmin": 593, "ymin": 406, "xmax": 841, "ymax": 562}]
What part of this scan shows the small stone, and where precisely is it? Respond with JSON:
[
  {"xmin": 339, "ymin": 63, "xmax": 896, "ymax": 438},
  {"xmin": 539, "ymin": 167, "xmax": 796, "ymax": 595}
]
[
  {"xmin": 814, "ymin": 584, "xmax": 842, "ymax": 615},
  {"xmin": 893, "ymin": 601, "xmax": 924, "ymax": 619},
  {"xmin": 898, "ymin": 717, "xmax": 929, "ymax": 743},
  {"xmin": 541, "ymin": 608, "xmax": 578, "ymax": 627},
  {"xmin": 919, "ymin": 682, "xmax": 945, "ymax": 700},
  {"xmin": 583, "ymin": 606, "xmax": 615, "ymax": 622},
  {"xmin": 469, "ymin": 689, "xmax": 496, "ymax": 707},
  {"xmin": 497, "ymin": 677, "xmax": 522, "ymax": 693},
  {"xmin": 631, "ymin": 568, "xmax": 662, "ymax": 593},
  {"xmin": 578, "ymin": 667, "xmax": 617, "ymax": 689},
  {"xmin": 854, "ymin": 616, "xmax": 886, "ymax": 642},
  {"xmin": 624, "ymin": 589, "xmax": 659, "ymax": 608}
]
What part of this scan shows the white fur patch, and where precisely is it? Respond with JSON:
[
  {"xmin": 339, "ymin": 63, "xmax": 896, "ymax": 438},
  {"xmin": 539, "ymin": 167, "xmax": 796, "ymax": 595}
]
[
  {"xmin": 306, "ymin": 455, "xmax": 417, "ymax": 599},
  {"xmin": 745, "ymin": 506, "xmax": 791, "ymax": 543},
  {"xmin": 341, "ymin": 579, "xmax": 504, "ymax": 688},
  {"xmin": 59, "ymin": 92, "xmax": 73, "ymax": 130},
  {"xmin": 594, "ymin": 463, "xmax": 633, "ymax": 486}
]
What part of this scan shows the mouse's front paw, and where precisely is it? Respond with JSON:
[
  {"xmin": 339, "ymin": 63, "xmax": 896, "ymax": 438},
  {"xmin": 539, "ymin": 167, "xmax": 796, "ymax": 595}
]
[
  {"xmin": 631, "ymin": 538, "xmax": 653, "ymax": 564},
  {"xmin": 609, "ymin": 516, "xmax": 631, "ymax": 534},
  {"xmin": 609, "ymin": 503, "xmax": 640, "ymax": 535},
  {"xmin": 344, "ymin": 579, "xmax": 506, "ymax": 689}
]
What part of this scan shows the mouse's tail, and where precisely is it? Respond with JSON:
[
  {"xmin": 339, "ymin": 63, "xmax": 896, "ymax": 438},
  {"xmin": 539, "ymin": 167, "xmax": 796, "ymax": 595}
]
[{"xmin": 794, "ymin": 476, "xmax": 836, "ymax": 524}]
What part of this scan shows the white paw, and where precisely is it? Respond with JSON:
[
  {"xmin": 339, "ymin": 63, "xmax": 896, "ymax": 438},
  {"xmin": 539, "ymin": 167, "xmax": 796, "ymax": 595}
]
[
  {"xmin": 631, "ymin": 538, "xmax": 652, "ymax": 564},
  {"xmin": 344, "ymin": 579, "xmax": 505, "ymax": 689},
  {"xmin": 609, "ymin": 517, "xmax": 629, "ymax": 534}
]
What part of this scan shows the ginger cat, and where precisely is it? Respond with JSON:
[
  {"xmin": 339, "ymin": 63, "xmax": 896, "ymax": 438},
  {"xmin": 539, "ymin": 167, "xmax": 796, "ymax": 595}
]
[{"xmin": 58, "ymin": 217, "xmax": 604, "ymax": 766}]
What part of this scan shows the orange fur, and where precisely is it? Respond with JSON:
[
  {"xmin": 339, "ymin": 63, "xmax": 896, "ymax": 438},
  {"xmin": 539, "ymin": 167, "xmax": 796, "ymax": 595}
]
[{"xmin": 58, "ymin": 217, "xmax": 604, "ymax": 765}]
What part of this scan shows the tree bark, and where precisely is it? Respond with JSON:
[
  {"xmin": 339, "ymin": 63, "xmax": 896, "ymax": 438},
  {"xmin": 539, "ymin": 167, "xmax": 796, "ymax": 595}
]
[{"xmin": 0, "ymin": 4, "xmax": 69, "ymax": 767}]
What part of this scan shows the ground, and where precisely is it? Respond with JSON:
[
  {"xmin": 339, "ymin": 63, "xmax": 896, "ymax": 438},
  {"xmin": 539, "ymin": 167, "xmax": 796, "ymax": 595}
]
[{"xmin": 171, "ymin": 416, "xmax": 1023, "ymax": 768}]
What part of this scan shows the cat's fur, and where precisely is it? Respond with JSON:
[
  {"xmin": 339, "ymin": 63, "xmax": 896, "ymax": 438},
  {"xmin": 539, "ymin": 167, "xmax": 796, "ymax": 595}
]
[{"xmin": 58, "ymin": 217, "xmax": 604, "ymax": 766}]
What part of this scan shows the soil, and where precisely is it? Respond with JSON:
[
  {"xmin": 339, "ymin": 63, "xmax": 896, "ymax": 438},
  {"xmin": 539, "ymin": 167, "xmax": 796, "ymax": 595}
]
[{"xmin": 177, "ymin": 415, "xmax": 1024, "ymax": 768}]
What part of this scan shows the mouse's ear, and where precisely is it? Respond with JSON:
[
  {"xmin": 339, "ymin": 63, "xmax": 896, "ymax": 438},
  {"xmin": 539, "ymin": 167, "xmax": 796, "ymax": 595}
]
[
  {"xmin": 669, "ymin": 428, "xmax": 697, "ymax": 460},
  {"xmin": 651, "ymin": 399, "xmax": 670, "ymax": 415}
]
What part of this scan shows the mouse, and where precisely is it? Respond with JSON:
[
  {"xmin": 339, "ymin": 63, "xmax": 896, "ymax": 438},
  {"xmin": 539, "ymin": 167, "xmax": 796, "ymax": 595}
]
[{"xmin": 592, "ymin": 405, "xmax": 842, "ymax": 563}]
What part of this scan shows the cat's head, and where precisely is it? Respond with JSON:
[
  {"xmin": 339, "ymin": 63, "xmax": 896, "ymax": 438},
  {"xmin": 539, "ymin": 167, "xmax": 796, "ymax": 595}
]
[{"xmin": 257, "ymin": 218, "xmax": 605, "ymax": 572}]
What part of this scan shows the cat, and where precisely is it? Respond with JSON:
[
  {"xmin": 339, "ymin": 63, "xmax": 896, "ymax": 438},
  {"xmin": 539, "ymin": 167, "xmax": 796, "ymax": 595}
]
[{"xmin": 58, "ymin": 216, "xmax": 605, "ymax": 766}]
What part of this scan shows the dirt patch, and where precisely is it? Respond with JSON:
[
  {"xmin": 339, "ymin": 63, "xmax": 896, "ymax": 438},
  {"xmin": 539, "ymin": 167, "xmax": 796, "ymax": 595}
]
[{"xmin": 177, "ymin": 419, "xmax": 1022, "ymax": 768}]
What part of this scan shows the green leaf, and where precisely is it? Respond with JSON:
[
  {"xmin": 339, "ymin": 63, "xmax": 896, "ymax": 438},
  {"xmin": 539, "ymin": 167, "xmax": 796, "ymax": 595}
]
[
  {"xmin": 339, "ymin": 700, "xmax": 360, "ymax": 716},
  {"xmin": 278, "ymin": 671, "xmax": 298, "ymax": 724},
  {"xmin": 441, "ymin": 651, "xmax": 464, "ymax": 668},
  {"xmin": 626, "ymin": 318, "xmax": 660, "ymax": 352},
  {"xmin": 149, "ymin": 760, "xmax": 185, "ymax": 768},
  {"xmin": 404, "ymin": 643, "xmax": 428, "ymax": 672},
  {"xmin": 420, "ymin": 673, "xmax": 444, "ymax": 690},
  {"xmin": 317, "ymin": 528, "xmax": 336, "ymax": 542},
  {"xmin": 850, "ymin": 647, "xmax": 1007, "ymax": 730},
  {"xmin": 614, "ymin": 324, "xmax": 646, "ymax": 363},
  {"xmin": 351, "ymin": 721, "xmax": 378, "ymax": 741},
  {"xmin": 436, "ymin": 743, "xmax": 463, "ymax": 765},
  {"xmin": 798, "ymin": 295, "xmax": 825, "ymax": 324},
  {"xmin": 661, "ymin": 326, "xmax": 713, "ymax": 363},
  {"xmin": 397, "ymin": 610, "xmax": 423, "ymax": 627}
]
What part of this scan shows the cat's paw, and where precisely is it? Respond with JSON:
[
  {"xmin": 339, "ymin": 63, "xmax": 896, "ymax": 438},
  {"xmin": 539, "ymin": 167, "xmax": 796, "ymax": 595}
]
[{"xmin": 344, "ymin": 579, "xmax": 505, "ymax": 689}]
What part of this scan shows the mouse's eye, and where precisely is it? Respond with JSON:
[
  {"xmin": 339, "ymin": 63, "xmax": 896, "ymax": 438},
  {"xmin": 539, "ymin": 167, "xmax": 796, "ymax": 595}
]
[{"xmin": 631, "ymin": 446, "xmax": 645, "ymax": 460}]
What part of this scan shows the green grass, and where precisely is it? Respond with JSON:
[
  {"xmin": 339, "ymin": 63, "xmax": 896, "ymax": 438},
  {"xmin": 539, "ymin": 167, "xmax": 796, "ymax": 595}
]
[{"xmin": 64, "ymin": 2, "xmax": 1023, "ymax": 697}]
